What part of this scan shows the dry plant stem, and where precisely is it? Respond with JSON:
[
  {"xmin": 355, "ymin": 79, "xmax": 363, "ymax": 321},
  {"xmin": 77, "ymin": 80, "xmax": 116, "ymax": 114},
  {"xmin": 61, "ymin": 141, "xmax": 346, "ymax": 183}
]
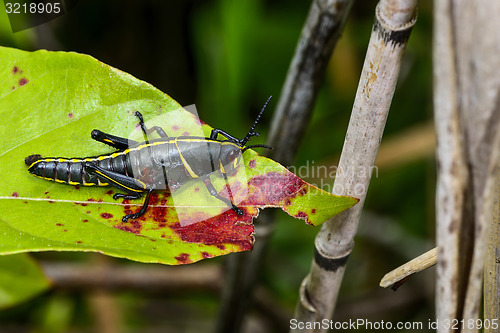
[
  {"xmin": 433, "ymin": 0, "xmax": 468, "ymax": 325},
  {"xmin": 483, "ymin": 133, "xmax": 500, "ymax": 331},
  {"xmin": 214, "ymin": 1, "xmax": 354, "ymax": 332},
  {"xmin": 42, "ymin": 262, "xmax": 291, "ymax": 330},
  {"xmin": 380, "ymin": 247, "xmax": 437, "ymax": 288},
  {"xmin": 267, "ymin": 0, "xmax": 354, "ymax": 163},
  {"xmin": 42, "ymin": 262, "xmax": 222, "ymax": 293},
  {"xmin": 434, "ymin": 1, "xmax": 500, "ymax": 330},
  {"xmin": 458, "ymin": 2, "xmax": 500, "ymax": 329},
  {"xmin": 293, "ymin": 1, "xmax": 417, "ymax": 331}
]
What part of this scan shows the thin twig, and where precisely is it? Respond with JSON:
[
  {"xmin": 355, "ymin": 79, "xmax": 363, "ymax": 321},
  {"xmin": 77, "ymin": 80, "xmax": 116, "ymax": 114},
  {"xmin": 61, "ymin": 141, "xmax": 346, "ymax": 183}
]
[{"xmin": 380, "ymin": 247, "xmax": 437, "ymax": 288}]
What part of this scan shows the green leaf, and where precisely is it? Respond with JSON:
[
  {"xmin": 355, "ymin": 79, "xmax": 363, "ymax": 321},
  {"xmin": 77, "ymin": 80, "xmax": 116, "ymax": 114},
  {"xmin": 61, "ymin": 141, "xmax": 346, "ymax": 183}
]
[
  {"xmin": 0, "ymin": 47, "xmax": 358, "ymax": 265},
  {"xmin": 0, "ymin": 253, "xmax": 50, "ymax": 309}
]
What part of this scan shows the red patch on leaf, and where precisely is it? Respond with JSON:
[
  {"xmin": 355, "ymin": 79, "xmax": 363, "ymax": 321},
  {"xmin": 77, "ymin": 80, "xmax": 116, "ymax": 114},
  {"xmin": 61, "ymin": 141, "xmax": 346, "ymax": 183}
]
[
  {"xmin": 19, "ymin": 78, "xmax": 28, "ymax": 86},
  {"xmin": 175, "ymin": 253, "xmax": 191, "ymax": 264},
  {"xmin": 248, "ymin": 159, "xmax": 256, "ymax": 169},
  {"xmin": 311, "ymin": 208, "xmax": 316, "ymax": 214},
  {"xmin": 170, "ymin": 211, "xmax": 253, "ymax": 251},
  {"xmin": 12, "ymin": 66, "xmax": 18, "ymax": 74},
  {"xmin": 202, "ymin": 252, "xmax": 212, "ymax": 258},
  {"xmin": 11, "ymin": 192, "xmax": 18, "ymax": 197},
  {"xmin": 115, "ymin": 219, "xmax": 143, "ymax": 234},
  {"xmin": 245, "ymin": 172, "xmax": 306, "ymax": 205},
  {"xmin": 100, "ymin": 213, "xmax": 113, "ymax": 219},
  {"xmin": 68, "ymin": 113, "xmax": 74, "ymax": 119}
]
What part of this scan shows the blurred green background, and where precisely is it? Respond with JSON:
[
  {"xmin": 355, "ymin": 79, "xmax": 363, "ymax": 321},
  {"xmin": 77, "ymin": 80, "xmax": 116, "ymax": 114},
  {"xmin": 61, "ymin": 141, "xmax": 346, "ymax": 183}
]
[{"xmin": 0, "ymin": 0, "xmax": 435, "ymax": 332}]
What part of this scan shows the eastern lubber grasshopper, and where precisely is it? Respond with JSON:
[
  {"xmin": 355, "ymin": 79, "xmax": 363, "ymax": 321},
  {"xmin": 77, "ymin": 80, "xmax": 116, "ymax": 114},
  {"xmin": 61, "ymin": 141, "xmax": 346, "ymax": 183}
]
[{"xmin": 25, "ymin": 97, "xmax": 272, "ymax": 222}]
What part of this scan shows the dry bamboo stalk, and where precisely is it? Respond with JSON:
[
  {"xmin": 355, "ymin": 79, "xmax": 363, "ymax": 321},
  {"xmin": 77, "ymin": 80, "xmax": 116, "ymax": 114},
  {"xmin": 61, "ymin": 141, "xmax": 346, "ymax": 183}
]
[
  {"xmin": 483, "ymin": 140, "xmax": 500, "ymax": 331},
  {"xmin": 380, "ymin": 247, "xmax": 437, "ymax": 288},
  {"xmin": 434, "ymin": 2, "xmax": 500, "ymax": 331},
  {"xmin": 293, "ymin": 1, "xmax": 417, "ymax": 331},
  {"xmin": 459, "ymin": 3, "xmax": 500, "ymax": 330},
  {"xmin": 214, "ymin": 1, "xmax": 355, "ymax": 332},
  {"xmin": 433, "ymin": 0, "xmax": 469, "ymax": 326}
]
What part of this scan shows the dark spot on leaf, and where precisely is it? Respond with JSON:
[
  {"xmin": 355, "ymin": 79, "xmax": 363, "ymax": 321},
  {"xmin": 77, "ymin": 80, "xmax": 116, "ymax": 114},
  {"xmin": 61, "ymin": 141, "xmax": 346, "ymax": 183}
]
[
  {"xmin": 115, "ymin": 219, "xmax": 142, "ymax": 234},
  {"xmin": 75, "ymin": 186, "xmax": 80, "ymax": 190},
  {"xmin": 19, "ymin": 78, "xmax": 28, "ymax": 86},
  {"xmin": 82, "ymin": 219, "xmax": 88, "ymax": 223},
  {"xmin": 12, "ymin": 66, "xmax": 18, "ymax": 74},
  {"xmin": 216, "ymin": 245, "xmax": 226, "ymax": 250},
  {"xmin": 86, "ymin": 211, "xmax": 91, "ymax": 214},
  {"xmin": 63, "ymin": 229, "xmax": 68, "ymax": 232},
  {"xmin": 48, "ymin": 200, "xmax": 55, "ymax": 203},
  {"xmin": 24, "ymin": 201, "xmax": 28, "ymax": 204},
  {"xmin": 80, "ymin": 203, "xmax": 88, "ymax": 206},
  {"xmin": 285, "ymin": 199, "xmax": 291, "ymax": 206},
  {"xmin": 175, "ymin": 253, "xmax": 191, "ymax": 264},
  {"xmin": 194, "ymin": 187, "xmax": 200, "ymax": 193},
  {"xmin": 68, "ymin": 113, "xmax": 73, "ymax": 119},
  {"xmin": 44, "ymin": 191, "xmax": 49, "ymax": 194},
  {"xmin": 76, "ymin": 241, "xmax": 82, "ymax": 244},
  {"xmin": 248, "ymin": 159, "xmax": 256, "ymax": 169},
  {"xmin": 150, "ymin": 238, "xmax": 156, "ymax": 242},
  {"xmin": 161, "ymin": 234, "xmax": 166, "ymax": 238},
  {"xmin": 299, "ymin": 188, "xmax": 307, "ymax": 196},
  {"xmin": 202, "ymin": 252, "xmax": 212, "ymax": 258},
  {"xmin": 56, "ymin": 223, "xmax": 63, "ymax": 226},
  {"xmin": 11, "ymin": 192, "xmax": 18, "ymax": 197},
  {"xmin": 105, "ymin": 190, "xmax": 114, "ymax": 195},
  {"xmin": 311, "ymin": 208, "xmax": 316, "ymax": 214},
  {"xmin": 295, "ymin": 211, "xmax": 307, "ymax": 219},
  {"xmin": 100, "ymin": 213, "xmax": 113, "ymax": 219},
  {"xmin": 11, "ymin": 86, "xmax": 15, "ymax": 90}
]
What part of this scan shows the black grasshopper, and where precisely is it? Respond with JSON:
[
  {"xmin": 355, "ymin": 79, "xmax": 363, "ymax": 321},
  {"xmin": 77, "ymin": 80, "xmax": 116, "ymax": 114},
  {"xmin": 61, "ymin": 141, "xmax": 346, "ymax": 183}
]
[{"xmin": 25, "ymin": 97, "xmax": 272, "ymax": 222}]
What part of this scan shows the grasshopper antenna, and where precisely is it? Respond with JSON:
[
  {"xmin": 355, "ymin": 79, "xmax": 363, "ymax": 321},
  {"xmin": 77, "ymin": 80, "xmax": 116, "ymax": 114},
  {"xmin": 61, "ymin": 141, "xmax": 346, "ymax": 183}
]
[
  {"xmin": 240, "ymin": 95, "xmax": 272, "ymax": 146},
  {"xmin": 242, "ymin": 144, "xmax": 273, "ymax": 152}
]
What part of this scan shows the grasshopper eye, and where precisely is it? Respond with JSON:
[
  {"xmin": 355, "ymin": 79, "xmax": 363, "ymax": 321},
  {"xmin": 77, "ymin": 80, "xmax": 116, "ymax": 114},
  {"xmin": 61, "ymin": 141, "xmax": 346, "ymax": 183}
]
[{"xmin": 227, "ymin": 150, "xmax": 237, "ymax": 163}]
